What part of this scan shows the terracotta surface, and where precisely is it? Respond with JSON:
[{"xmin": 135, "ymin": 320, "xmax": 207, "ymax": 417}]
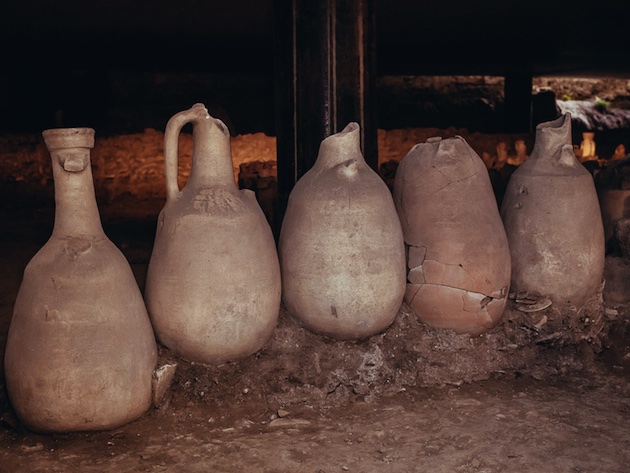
[
  {"xmin": 145, "ymin": 104, "xmax": 280, "ymax": 364},
  {"xmin": 3, "ymin": 128, "xmax": 157, "ymax": 433},
  {"xmin": 393, "ymin": 136, "xmax": 511, "ymax": 335},
  {"xmin": 501, "ymin": 114, "xmax": 605, "ymax": 307},
  {"xmin": 279, "ymin": 123, "xmax": 406, "ymax": 339}
]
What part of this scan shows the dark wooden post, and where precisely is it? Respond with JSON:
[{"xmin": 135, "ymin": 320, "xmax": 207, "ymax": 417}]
[
  {"xmin": 504, "ymin": 70, "xmax": 533, "ymax": 133},
  {"xmin": 273, "ymin": 0, "xmax": 377, "ymax": 222}
]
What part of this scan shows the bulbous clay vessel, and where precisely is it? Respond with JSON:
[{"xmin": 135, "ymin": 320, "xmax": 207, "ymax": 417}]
[
  {"xmin": 145, "ymin": 104, "xmax": 280, "ymax": 364},
  {"xmin": 599, "ymin": 189, "xmax": 630, "ymax": 250},
  {"xmin": 393, "ymin": 136, "xmax": 511, "ymax": 335},
  {"xmin": 279, "ymin": 123, "xmax": 406, "ymax": 339},
  {"xmin": 4, "ymin": 128, "xmax": 157, "ymax": 433},
  {"xmin": 501, "ymin": 114, "xmax": 605, "ymax": 307}
]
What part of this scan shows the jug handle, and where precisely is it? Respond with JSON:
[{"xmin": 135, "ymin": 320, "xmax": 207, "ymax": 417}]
[{"xmin": 164, "ymin": 104, "xmax": 209, "ymax": 201}]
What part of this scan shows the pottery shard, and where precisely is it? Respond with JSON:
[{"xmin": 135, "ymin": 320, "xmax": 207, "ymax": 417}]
[
  {"xmin": 407, "ymin": 265, "xmax": 425, "ymax": 284},
  {"xmin": 407, "ymin": 245, "xmax": 427, "ymax": 269},
  {"xmin": 403, "ymin": 279, "xmax": 506, "ymax": 333},
  {"xmin": 413, "ymin": 258, "xmax": 480, "ymax": 295},
  {"xmin": 405, "ymin": 283, "xmax": 500, "ymax": 333},
  {"xmin": 407, "ymin": 245, "xmax": 428, "ymax": 284},
  {"xmin": 152, "ymin": 363, "xmax": 178, "ymax": 408},
  {"xmin": 462, "ymin": 291, "xmax": 490, "ymax": 312}
]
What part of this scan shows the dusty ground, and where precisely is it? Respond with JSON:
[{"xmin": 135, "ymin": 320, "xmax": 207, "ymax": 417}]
[
  {"xmin": 1, "ymin": 125, "xmax": 630, "ymax": 472},
  {"xmin": 2, "ymin": 372, "xmax": 629, "ymax": 473}
]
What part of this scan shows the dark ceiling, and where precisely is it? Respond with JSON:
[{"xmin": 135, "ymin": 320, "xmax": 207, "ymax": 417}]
[{"xmin": 2, "ymin": 0, "xmax": 630, "ymax": 77}]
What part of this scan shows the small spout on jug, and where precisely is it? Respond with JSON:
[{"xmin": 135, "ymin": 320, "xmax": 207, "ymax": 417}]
[
  {"xmin": 530, "ymin": 113, "xmax": 572, "ymax": 161},
  {"xmin": 316, "ymin": 122, "xmax": 364, "ymax": 171}
]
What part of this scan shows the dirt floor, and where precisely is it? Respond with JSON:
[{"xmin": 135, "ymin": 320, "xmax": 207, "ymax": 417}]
[
  {"xmin": 2, "ymin": 372, "xmax": 629, "ymax": 472},
  {"xmin": 0, "ymin": 197, "xmax": 629, "ymax": 472}
]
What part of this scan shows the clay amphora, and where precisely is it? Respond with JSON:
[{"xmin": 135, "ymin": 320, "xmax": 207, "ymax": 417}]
[
  {"xmin": 599, "ymin": 189, "xmax": 630, "ymax": 251},
  {"xmin": 595, "ymin": 154, "xmax": 630, "ymax": 250},
  {"xmin": 279, "ymin": 123, "xmax": 406, "ymax": 340},
  {"xmin": 4, "ymin": 128, "xmax": 157, "ymax": 433},
  {"xmin": 501, "ymin": 114, "xmax": 605, "ymax": 307},
  {"xmin": 393, "ymin": 136, "xmax": 511, "ymax": 335},
  {"xmin": 145, "ymin": 104, "xmax": 280, "ymax": 364}
]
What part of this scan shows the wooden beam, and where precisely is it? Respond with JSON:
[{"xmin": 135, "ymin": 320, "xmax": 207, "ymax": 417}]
[{"xmin": 273, "ymin": 0, "xmax": 377, "ymax": 214}]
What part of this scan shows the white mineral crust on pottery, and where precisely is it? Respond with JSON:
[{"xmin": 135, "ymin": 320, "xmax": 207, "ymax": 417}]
[
  {"xmin": 279, "ymin": 123, "xmax": 406, "ymax": 340},
  {"xmin": 501, "ymin": 113, "xmax": 605, "ymax": 307},
  {"xmin": 393, "ymin": 136, "xmax": 511, "ymax": 335},
  {"xmin": 145, "ymin": 104, "xmax": 280, "ymax": 364},
  {"xmin": 4, "ymin": 128, "xmax": 157, "ymax": 433}
]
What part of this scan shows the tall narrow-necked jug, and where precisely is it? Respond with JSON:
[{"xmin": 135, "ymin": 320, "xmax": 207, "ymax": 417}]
[{"xmin": 4, "ymin": 128, "xmax": 157, "ymax": 433}]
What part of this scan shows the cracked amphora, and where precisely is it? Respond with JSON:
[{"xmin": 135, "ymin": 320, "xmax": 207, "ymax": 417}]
[
  {"xmin": 145, "ymin": 104, "xmax": 280, "ymax": 364},
  {"xmin": 393, "ymin": 136, "xmax": 511, "ymax": 335},
  {"xmin": 501, "ymin": 114, "xmax": 604, "ymax": 307},
  {"xmin": 279, "ymin": 123, "xmax": 406, "ymax": 339},
  {"xmin": 4, "ymin": 128, "xmax": 157, "ymax": 433}
]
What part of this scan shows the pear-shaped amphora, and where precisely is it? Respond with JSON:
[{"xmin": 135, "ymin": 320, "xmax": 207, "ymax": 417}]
[{"xmin": 145, "ymin": 104, "xmax": 281, "ymax": 364}]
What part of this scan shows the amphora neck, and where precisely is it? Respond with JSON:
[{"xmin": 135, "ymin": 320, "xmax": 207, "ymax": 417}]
[
  {"xmin": 189, "ymin": 112, "xmax": 235, "ymax": 188},
  {"xmin": 315, "ymin": 122, "xmax": 365, "ymax": 171},
  {"xmin": 164, "ymin": 104, "xmax": 236, "ymax": 200},
  {"xmin": 530, "ymin": 113, "xmax": 572, "ymax": 160},
  {"xmin": 42, "ymin": 128, "xmax": 104, "ymax": 239}
]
